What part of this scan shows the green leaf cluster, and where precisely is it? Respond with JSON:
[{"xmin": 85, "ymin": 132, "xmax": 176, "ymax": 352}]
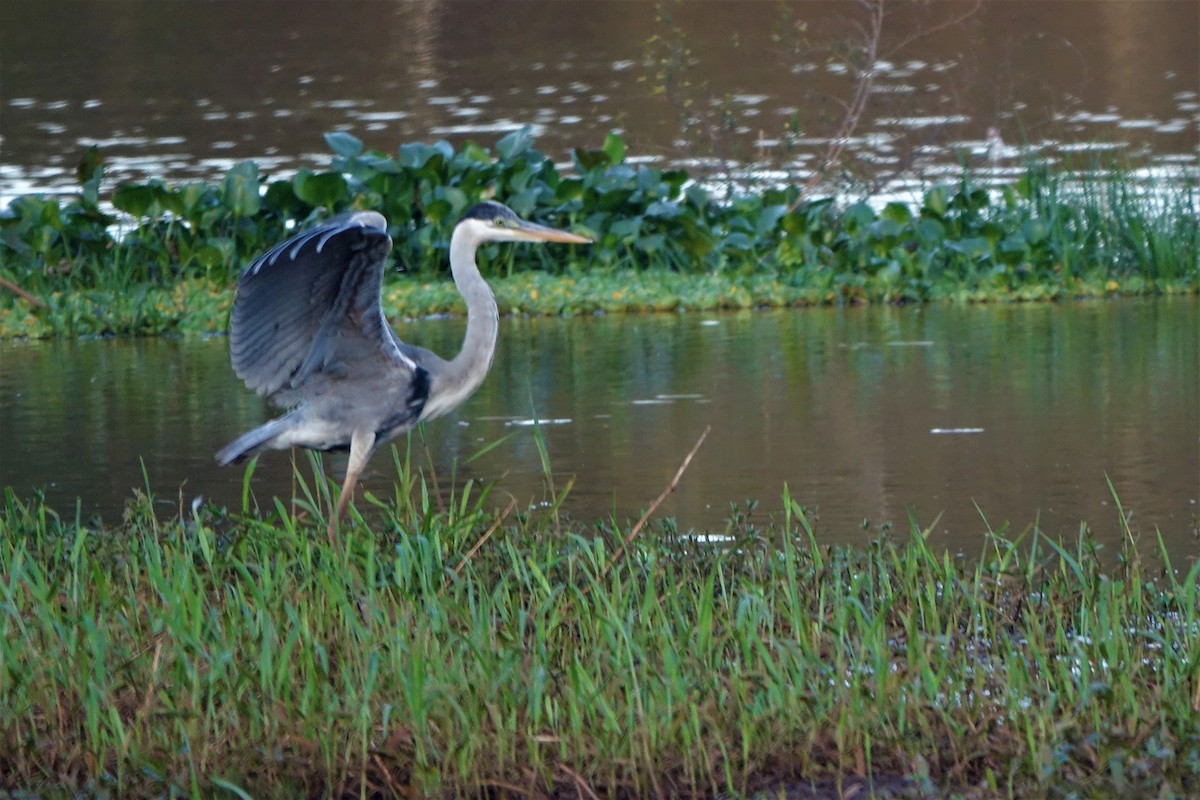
[{"xmin": 0, "ymin": 131, "xmax": 1195, "ymax": 313}]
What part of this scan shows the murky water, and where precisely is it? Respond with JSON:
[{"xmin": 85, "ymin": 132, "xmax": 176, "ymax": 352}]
[
  {"xmin": 1, "ymin": 4, "xmax": 1197, "ymax": 553},
  {"xmin": 2, "ymin": 300, "xmax": 1196, "ymax": 555},
  {"xmin": 2, "ymin": 1, "xmax": 1197, "ymax": 202}
]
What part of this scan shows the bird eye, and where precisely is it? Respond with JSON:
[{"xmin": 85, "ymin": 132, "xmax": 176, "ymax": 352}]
[{"xmin": 493, "ymin": 216, "xmax": 507, "ymax": 227}]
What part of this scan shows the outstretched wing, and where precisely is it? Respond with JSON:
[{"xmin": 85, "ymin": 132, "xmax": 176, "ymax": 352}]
[{"xmin": 228, "ymin": 211, "xmax": 418, "ymax": 401}]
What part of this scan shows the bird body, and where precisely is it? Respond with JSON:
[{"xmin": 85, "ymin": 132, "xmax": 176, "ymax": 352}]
[{"xmin": 217, "ymin": 201, "xmax": 590, "ymax": 543}]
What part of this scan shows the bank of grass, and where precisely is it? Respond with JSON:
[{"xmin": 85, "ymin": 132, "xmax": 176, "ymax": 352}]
[
  {"xmin": 1, "ymin": 465, "xmax": 1197, "ymax": 799},
  {"xmin": 4, "ymin": 267, "xmax": 1173, "ymax": 340},
  {"xmin": 1, "ymin": 131, "xmax": 1196, "ymax": 339}
]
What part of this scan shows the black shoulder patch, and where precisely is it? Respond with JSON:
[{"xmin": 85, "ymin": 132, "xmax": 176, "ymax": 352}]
[
  {"xmin": 374, "ymin": 365, "xmax": 432, "ymax": 440},
  {"xmin": 407, "ymin": 365, "xmax": 432, "ymax": 418}
]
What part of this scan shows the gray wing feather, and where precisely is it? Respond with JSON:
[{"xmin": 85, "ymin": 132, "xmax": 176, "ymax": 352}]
[{"xmin": 229, "ymin": 212, "xmax": 416, "ymax": 402}]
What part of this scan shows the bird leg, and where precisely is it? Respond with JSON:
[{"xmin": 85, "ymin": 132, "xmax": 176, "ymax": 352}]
[{"xmin": 328, "ymin": 428, "xmax": 376, "ymax": 548}]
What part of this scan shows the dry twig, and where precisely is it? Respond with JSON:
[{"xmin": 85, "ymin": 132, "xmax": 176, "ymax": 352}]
[
  {"xmin": 599, "ymin": 425, "xmax": 711, "ymax": 582},
  {"xmin": 0, "ymin": 276, "xmax": 45, "ymax": 307},
  {"xmin": 451, "ymin": 497, "xmax": 518, "ymax": 578}
]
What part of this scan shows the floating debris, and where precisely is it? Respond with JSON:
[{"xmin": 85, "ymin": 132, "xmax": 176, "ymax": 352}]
[
  {"xmin": 506, "ymin": 418, "xmax": 572, "ymax": 427},
  {"xmin": 931, "ymin": 427, "xmax": 985, "ymax": 435}
]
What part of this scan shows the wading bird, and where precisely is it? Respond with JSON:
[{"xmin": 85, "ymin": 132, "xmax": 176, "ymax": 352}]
[{"xmin": 216, "ymin": 201, "xmax": 590, "ymax": 544}]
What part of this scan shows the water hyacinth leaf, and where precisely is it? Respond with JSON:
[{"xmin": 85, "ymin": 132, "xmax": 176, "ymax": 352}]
[
  {"xmin": 755, "ymin": 205, "xmax": 787, "ymax": 237},
  {"xmin": 636, "ymin": 167, "xmax": 666, "ymax": 195},
  {"xmin": 722, "ymin": 232, "xmax": 753, "ymax": 252},
  {"xmin": 645, "ymin": 201, "xmax": 683, "ymax": 220},
  {"xmin": 1022, "ymin": 219, "xmax": 1049, "ymax": 245},
  {"xmin": 505, "ymin": 165, "xmax": 535, "ymax": 194},
  {"xmin": 684, "ymin": 184, "xmax": 710, "ymax": 209},
  {"xmin": 979, "ymin": 222, "xmax": 1007, "ymax": 245},
  {"xmin": 293, "ymin": 169, "xmax": 348, "ymax": 210},
  {"xmin": 878, "ymin": 261, "xmax": 902, "ymax": 284},
  {"xmin": 916, "ymin": 217, "xmax": 946, "ymax": 245},
  {"xmin": 555, "ymin": 178, "xmax": 584, "ymax": 203},
  {"xmin": 323, "ymin": 131, "xmax": 363, "ymax": 160},
  {"xmin": 397, "ymin": 142, "xmax": 433, "ymax": 169},
  {"xmin": 610, "ymin": 218, "xmax": 642, "ymax": 241},
  {"xmin": 636, "ymin": 233, "xmax": 666, "ymax": 253},
  {"xmin": 507, "ymin": 189, "xmax": 539, "ymax": 217},
  {"xmin": 433, "ymin": 186, "xmax": 469, "ymax": 217},
  {"xmin": 76, "ymin": 146, "xmax": 105, "ymax": 206},
  {"xmin": 222, "ymin": 162, "xmax": 261, "ymax": 217},
  {"xmin": 924, "ymin": 186, "xmax": 950, "ymax": 217},
  {"xmin": 262, "ymin": 179, "xmax": 309, "ymax": 219},
  {"xmin": 195, "ymin": 239, "xmax": 234, "ymax": 270},
  {"xmin": 997, "ymin": 235, "xmax": 1028, "ymax": 263},
  {"xmin": 112, "ymin": 183, "xmax": 160, "ymax": 219},
  {"xmin": 359, "ymin": 153, "xmax": 402, "ymax": 175},
  {"xmin": 602, "ymin": 131, "xmax": 626, "ymax": 166},
  {"xmin": 880, "ymin": 201, "xmax": 913, "ymax": 225},
  {"xmin": 76, "ymin": 145, "xmax": 103, "ymax": 186},
  {"xmin": 868, "ymin": 218, "xmax": 903, "ymax": 241},
  {"xmin": 661, "ymin": 169, "xmax": 689, "ymax": 196},
  {"xmin": 459, "ymin": 142, "xmax": 491, "ymax": 164},
  {"xmin": 496, "ymin": 126, "xmax": 534, "ymax": 161},
  {"xmin": 951, "ymin": 186, "xmax": 990, "ymax": 213},
  {"xmin": 572, "ymin": 147, "xmax": 609, "ymax": 173},
  {"xmin": 178, "ymin": 183, "xmax": 213, "ymax": 219},
  {"xmin": 946, "ymin": 237, "xmax": 992, "ymax": 260},
  {"xmin": 841, "ymin": 202, "xmax": 876, "ymax": 233},
  {"xmin": 398, "ymin": 140, "xmax": 452, "ymax": 171}
]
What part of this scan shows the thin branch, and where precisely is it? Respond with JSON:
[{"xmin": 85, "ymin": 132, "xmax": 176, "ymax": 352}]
[
  {"xmin": 0, "ymin": 276, "xmax": 46, "ymax": 307},
  {"xmin": 790, "ymin": 0, "xmax": 986, "ymax": 209},
  {"xmin": 450, "ymin": 497, "xmax": 517, "ymax": 578},
  {"xmin": 887, "ymin": 0, "xmax": 984, "ymax": 59},
  {"xmin": 558, "ymin": 764, "xmax": 602, "ymax": 800},
  {"xmin": 792, "ymin": 0, "xmax": 885, "ymax": 207},
  {"xmin": 599, "ymin": 425, "xmax": 711, "ymax": 582}
]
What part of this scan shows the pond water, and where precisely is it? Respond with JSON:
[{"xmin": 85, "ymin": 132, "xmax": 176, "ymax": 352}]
[
  {"xmin": 2, "ymin": 299, "xmax": 1196, "ymax": 556},
  {"xmin": 1, "ymin": 3, "xmax": 1196, "ymax": 557},
  {"xmin": 2, "ymin": 1, "xmax": 1197, "ymax": 202}
]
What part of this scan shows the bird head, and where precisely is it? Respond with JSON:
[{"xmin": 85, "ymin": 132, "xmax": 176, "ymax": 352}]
[{"xmin": 458, "ymin": 201, "xmax": 591, "ymax": 245}]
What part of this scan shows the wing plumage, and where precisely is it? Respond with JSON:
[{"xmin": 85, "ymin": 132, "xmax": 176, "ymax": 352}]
[{"xmin": 228, "ymin": 211, "xmax": 417, "ymax": 403}]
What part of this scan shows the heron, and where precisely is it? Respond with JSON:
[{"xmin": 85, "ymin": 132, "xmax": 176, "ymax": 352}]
[{"xmin": 215, "ymin": 201, "xmax": 591, "ymax": 544}]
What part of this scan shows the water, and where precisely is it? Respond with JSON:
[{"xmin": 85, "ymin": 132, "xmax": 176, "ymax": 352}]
[
  {"xmin": 1, "ymin": 3, "xmax": 1196, "ymax": 556},
  {"xmin": 2, "ymin": 1, "xmax": 1197, "ymax": 203},
  {"xmin": 2, "ymin": 300, "xmax": 1196, "ymax": 556}
]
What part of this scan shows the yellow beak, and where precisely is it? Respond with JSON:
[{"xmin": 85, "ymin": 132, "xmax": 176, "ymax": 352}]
[{"xmin": 513, "ymin": 220, "xmax": 592, "ymax": 244}]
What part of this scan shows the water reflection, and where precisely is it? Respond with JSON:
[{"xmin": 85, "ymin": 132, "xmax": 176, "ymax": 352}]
[
  {"xmin": 1, "ymin": 1, "xmax": 1196, "ymax": 202},
  {"xmin": 2, "ymin": 300, "xmax": 1196, "ymax": 556}
]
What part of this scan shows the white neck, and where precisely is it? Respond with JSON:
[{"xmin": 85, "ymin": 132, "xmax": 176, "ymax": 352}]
[{"xmin": 421, "ymin": 221, "xmax": 499, "ymax": 421}]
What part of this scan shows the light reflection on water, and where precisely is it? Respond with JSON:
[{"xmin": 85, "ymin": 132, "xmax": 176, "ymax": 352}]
[
  {"xmin": 1, "ymin": 299, "xmax": 1196, "ymax": 557},
  {"xmin": 1, "ymin": 1, "xmax": 1197, "ymax": 204}
]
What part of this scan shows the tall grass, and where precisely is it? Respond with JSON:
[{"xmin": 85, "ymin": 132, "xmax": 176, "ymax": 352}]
[
  {"xmin": 1079, "ymin": 174, "xmax": 1199, "ymax": 282},
  {"xmin": 0, "ymin": 475, "xmax": 1196, "ymax": 798}
]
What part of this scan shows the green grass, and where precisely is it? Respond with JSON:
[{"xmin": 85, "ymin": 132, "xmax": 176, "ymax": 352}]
[
  {"xmin": 1, "ymin": 470, "xmax": 1196, "ymax": 799},
  {"xmin": 2, "ymin": 263, "xmax": 1195, "ymax": 341}
]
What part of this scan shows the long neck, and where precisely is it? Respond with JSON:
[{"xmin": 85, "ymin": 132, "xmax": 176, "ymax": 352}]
[{"xmin": 440, "ymin": 224, "xmax": 499, "ymax": 404}]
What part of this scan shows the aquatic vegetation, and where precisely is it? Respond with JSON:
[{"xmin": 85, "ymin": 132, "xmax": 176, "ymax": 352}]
[
  {"xmin": 0, "ymin": 475, "xmax": 1196, "ymax": 798},
  {"xmin": 0, "ymin": 131, "xmax": 1194, "ymax": 339}
]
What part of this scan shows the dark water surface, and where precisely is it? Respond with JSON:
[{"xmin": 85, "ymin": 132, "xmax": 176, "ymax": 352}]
[
  {"xmin": 2, "ymin": 299, "xmax": 1196, "ymax": 556},
  {"xmin": 2, "ymin": 1, "xmax": 1197, "ymax": 201}
]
